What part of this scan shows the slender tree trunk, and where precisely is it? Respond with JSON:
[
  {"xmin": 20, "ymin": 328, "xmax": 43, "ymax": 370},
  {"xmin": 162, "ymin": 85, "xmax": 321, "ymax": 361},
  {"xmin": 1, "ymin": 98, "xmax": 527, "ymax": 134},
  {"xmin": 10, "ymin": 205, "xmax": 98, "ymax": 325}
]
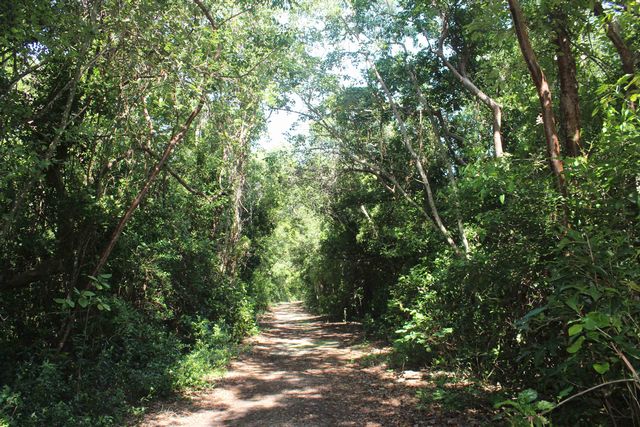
[
  {"xmin": 221, "ymin": 141, "xmax": 247, "ymax": 276},
  {"xmin": 220, "ymin": 110, "xmax": 257, "ymax": 276},
  {"xmin": 594, "ymin": 1, "xmax": 637, "ymax": 76},
  {"xmin": 407, "ymin": 63, "xmax": 470, "ymax": 254},
  {"xmin": 507, "ymin": 0, "xmax": 567, "ymax": 199},
  {"xmin": 554, "ymin": 13, "xmax": 581, "ymax": 157},
  {"xmin": 369, "ymin": 60, "xmax": 462, "ymax": 256},
  {"xmin": 433, "ymin": 18, "xmax": 504, "ymax": 157},
  {"xmin": 91, "ymin": 95, "xmax": 205, "ymax": 278},
  {"xmin": 594, "ymin": 1, "xmax": 637, "ymax": 110},
  {"xmin": 57, "ymin": 96, "xmax": 205, "ymax": 352},
  {"xmin": 2, "ymin": 40, "xmax": 90, "ymax": 238}
]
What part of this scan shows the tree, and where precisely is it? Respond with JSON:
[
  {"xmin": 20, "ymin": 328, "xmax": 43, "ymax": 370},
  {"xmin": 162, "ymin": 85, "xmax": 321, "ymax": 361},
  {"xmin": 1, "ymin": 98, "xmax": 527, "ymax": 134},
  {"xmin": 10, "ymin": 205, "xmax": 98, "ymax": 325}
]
[
  {"xmin": 507, "ymin": 0, "xmax": 567, "ymax": 198},
  {"xmin": 434, "ymin": 9, "xmax": 505, "ymax": 157},
  {"xmin": 553, "ymin": 9, "xmax": 582, "ymax": 156}
]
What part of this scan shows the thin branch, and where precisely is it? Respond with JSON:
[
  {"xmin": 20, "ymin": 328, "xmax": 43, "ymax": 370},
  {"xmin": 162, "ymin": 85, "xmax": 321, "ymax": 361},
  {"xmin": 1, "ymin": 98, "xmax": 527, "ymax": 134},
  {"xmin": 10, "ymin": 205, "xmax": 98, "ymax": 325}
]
[
  {"xmin": 541, "ymin": 379, "xmax": 639, "ymax": 416},
  {"xmin": 138, "ymin": 144, "xmax": 219, "ymax": 202}
]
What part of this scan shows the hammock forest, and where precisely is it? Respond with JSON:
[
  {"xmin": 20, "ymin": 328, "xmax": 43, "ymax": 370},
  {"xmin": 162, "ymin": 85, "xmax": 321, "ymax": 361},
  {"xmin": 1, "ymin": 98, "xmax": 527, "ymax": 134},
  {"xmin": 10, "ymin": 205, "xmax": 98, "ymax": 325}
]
[{"xmin": 1, "ymin": 0, "xmax": 639, "ymax": 425}]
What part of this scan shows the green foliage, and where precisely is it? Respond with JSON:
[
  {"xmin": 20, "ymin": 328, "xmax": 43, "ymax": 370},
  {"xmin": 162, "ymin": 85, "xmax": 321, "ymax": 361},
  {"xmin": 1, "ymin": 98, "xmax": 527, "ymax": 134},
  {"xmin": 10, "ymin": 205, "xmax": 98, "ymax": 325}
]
[
  {"xmin": 246, "ymin": 151, "xmax": 327, "ymax": 307},
  {"xmin": 494, "ymin": 388, "xmax": 553, "ymax": 426},
  {"xmin": 293, "ymin": 0, "xmax": 640, "ymax": 424},
  {"xmin": 416, "ymin": 373, "xmax": 500, "ymax": 415},
  {"xmin": 172, "ymin": 319, "xmax": 237, "ymax": 389},
  {"xmin": 0, "ymin": 0, "xmax": 298, "ymax": 424},
  {"xmin": 1, "ymin": 0, "xmax": 639, "ymax": 425}
]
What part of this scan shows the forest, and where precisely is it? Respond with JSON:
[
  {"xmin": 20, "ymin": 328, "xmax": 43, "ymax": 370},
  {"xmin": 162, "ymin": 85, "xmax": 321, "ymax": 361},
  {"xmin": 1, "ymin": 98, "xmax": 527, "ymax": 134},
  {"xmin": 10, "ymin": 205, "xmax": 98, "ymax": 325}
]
[{"xmin": 0, "ymin": 0, "xmax": 638, "ymax": 425}]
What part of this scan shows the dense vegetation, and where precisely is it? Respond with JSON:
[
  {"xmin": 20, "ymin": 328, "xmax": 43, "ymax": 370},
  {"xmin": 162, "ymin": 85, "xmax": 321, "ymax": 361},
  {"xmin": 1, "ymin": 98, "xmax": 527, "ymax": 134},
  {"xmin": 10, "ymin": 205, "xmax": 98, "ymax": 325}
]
[{"xmin": 1, "ymin": 0, "xmax": 639, "ymax": 425}]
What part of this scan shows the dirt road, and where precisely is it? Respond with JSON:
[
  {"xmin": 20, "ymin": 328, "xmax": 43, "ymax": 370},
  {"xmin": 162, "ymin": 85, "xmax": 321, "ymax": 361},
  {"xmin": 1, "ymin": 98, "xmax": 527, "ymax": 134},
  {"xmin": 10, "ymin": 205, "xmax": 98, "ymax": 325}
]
[{"xmin": 140, "ymin": 301, "xmax": 422, "ymax": 426}]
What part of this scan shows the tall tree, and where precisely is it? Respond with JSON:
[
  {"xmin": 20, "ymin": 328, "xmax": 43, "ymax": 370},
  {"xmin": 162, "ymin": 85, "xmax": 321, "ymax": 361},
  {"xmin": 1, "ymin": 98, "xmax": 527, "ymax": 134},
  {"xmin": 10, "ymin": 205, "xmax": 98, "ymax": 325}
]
[
  {"xmin": 507, "ymin": 0, "xmax": 567, "ymax": 199},
  {"xmin": 553, "ymin": 10, "xmax": 581, "ymax": 157},
  {"xmin": 434, "ymin": 12, "xmax": 504, "ymax": 158}
]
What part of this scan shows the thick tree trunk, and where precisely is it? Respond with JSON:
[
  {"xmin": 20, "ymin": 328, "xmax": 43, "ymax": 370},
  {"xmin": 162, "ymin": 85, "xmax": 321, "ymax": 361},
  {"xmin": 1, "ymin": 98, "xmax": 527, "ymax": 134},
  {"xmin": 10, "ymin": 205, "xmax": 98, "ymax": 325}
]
[
  {"xmin": 553, "ymin": 13, "xmax": 581, "ymax": 157},
  {"xmin": 507, "ymin": 0, "xmax": 567, "ymax": 198}
]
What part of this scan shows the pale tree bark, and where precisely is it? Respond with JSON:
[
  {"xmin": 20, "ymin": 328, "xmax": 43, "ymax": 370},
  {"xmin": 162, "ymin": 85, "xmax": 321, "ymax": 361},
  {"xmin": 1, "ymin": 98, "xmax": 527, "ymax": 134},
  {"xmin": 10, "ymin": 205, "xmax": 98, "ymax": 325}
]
[
  {"xmin": 405, "ymin": 59, "xmax": 470, "ymax": 254},
  {"xmin": 433, "ymin": 15, "xmax": 504, "ymax": 158},
  {"xmin": 220, "ymin": 111, "xmax": 256, "ymax": 276},
  {"xmin": 359, "ymin": 205, "xmax": 378, "ymax": 237},
  {"xmin": 507, "ymin": 0, "xmax": 567, "ymax": 200},
  {"xmin": 594, "ymin": 1, "xmax": 638, "ymax": 110},
  {"xmin": 335, "ymin": 15, "xmax": 462, "ymax": 253},
  {"xmin": 220, "ymin": 144, "xmax": 247, "ymax": 276},
  {"xmin": 368, "ymin": 59, "xmax": 463, "ymax": 256},
  {"xmin": 300, "ymin": 102, "xmax": 459, "ymax": 253},
  {"xmin": 553, "ymin": 12, "xmax": 581, "ymax": 157}
]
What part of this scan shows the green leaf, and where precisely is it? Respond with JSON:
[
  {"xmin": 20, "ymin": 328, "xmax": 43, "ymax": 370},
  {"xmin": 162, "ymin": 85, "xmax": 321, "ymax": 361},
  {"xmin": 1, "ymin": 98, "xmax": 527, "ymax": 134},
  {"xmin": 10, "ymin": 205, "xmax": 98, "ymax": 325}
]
[
  {"xmin": 582, "ymin": 286, "xmax": 602, "ymax": 301},
  {"xmin": 567, "ymin": 336, "xmax": 585, "ymax": 353},
  {"xmin": 499, "ymin": 194, "xmax": 505, "ymax": 204},
  {"xmin": 53, "ymin": 298, "xmax": 66, "ymax": 305},
  {"xmin": 97, "ymin": 303, "xmax": 111, "ymax": 311},
  {"xmin": 624, "ymin": 280, "xmax": 640, "ymax": 292},
  {"xmin": 558, "ymin": 237, "xmax": 571, "ymax": 250},
  {"xmin": 78, "ymin": 297, "xmax": 89, "ymax": 308},
  {"xmin": 536, "ymin": 400, "xmax": 555, "ymax": 411},
  {"xmin": 557, "ymin": 386, "xmax": 574, "ymax": 399},
  {"xmin": 584, "ymin": 312, "xmax": 610, "ymax": 330},
  {"xmin": 518, "ymin": 388, "xmax": 538, "ymax": 403},
  {"xmin": 568, "ymin": 324, "xmax": 583, "ymax": 336},
  {"xmin": 593, "ymin": 362, "xmax": 610, "ymax": 374},
  {"xmin": 564, "ymin": 295, "xmax": 580, "ymax": 313},
  {"xmin": 522, "ymin": 306, "xmax": 547, "ymax": 322}
]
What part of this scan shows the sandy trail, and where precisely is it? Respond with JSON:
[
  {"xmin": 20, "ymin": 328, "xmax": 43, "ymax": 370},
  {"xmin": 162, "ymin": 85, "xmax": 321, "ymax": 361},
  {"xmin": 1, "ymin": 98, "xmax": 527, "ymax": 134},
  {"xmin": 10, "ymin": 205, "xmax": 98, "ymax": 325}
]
[{"xmin": 140, "ymin": 301, "xmax": 423, "ymax": 426}]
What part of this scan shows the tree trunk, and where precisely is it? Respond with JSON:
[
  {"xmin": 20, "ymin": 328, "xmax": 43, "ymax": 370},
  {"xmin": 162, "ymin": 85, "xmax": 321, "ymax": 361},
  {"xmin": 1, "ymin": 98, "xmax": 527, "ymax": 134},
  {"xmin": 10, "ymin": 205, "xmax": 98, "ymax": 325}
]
[
  {"xmin": 507, "ymin": 0, "xmax": 567, "ymax": 199},
  {"xmin": 408, "ymin": 63, "xmax": 470, "ymax": 254},
  {"xmin": 369, "ymin": 59, "xmax": 463, "ymax": 256},
  {"xmin": 91, "ymin": 96, "xmax": 205, "ymax": 278},
  {"xmin": 594, "ymin": 1, "xmax": 637, "ymax": 110},
  {"xmin": 553, "ymin": 13, "xmax": 581, "ymax": 157},
  {"xmin": 2, "ymin": 40, "xmax": 90, "ymax": 238},
  {"xmin": 433, "ymin": 18, "xmax": 504, "ymax": 158},
  {"xmin": 220, "ymin": 140, "xmax": 248, "ymax": 276},
  {"xmin": 56, "ymin": 96, "xmax": 205, "ymax": 352},
  {"xmin": 594, "ymin": 1, "xmax": 637, "ymax": 76}
]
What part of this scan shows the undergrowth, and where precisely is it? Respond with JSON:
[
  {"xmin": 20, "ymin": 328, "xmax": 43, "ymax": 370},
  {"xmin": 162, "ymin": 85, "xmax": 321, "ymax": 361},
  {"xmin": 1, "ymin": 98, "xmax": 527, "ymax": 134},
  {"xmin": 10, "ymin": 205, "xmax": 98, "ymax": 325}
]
[{"xmin": 0, "ymin": 300, "xmax": 255, "ymax": 427}]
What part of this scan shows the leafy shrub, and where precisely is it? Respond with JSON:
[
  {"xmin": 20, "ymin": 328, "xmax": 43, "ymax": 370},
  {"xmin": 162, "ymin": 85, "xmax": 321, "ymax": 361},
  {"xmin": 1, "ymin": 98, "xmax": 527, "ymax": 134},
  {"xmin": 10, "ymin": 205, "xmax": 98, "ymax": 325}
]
[{"xmin": 173, "ymin": 319, "xmax": 236, "ymax": 389}]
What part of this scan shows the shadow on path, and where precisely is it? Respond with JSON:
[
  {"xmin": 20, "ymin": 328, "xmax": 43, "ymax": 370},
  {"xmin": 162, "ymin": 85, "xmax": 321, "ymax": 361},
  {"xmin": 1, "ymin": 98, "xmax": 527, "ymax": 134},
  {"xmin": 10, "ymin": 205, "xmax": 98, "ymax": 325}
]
[{"xmin": 140, "ymin": 302, "xmax": 420, "ymax": 426}]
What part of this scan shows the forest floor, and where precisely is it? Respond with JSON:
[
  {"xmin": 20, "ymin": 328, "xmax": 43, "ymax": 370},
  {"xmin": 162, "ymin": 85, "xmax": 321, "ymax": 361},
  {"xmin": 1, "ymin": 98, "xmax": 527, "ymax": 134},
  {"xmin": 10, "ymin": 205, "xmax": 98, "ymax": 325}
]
[{"xmin": 138, "ymin": 302, "xmax": 490, "ymax": 426}]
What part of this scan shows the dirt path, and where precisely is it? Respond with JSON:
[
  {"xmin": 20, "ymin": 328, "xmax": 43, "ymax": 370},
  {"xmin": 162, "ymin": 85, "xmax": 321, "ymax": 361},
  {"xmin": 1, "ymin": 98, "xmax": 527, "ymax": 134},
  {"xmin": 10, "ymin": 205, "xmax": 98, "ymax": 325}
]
[{"xmin": 140, "ymin": 301, "xmax": 425, "ymax": 426}]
